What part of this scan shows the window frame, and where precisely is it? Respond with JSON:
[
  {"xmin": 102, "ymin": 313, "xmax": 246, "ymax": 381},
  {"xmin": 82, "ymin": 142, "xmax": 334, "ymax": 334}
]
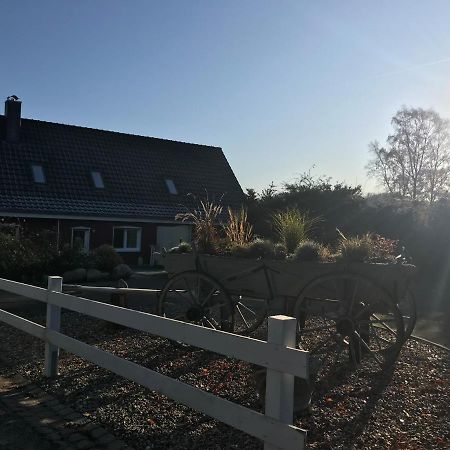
[
  {"xmin": 165, "ymin": 179, "xmax": 178, "ymax": 195},
  {"xmin": 112, "ymin": 226, "xmax": 142, "ymax": 252},
  {"xmin": 71, "ymin": 227, "xmax": 91, "ymax": 253},
  {"xmin": 31, "ymin": 164, "xmax": 46, "ymax": 183},
  {"xmin": 91, "ymin": 171, "xmax": 105, "ymax": 189}
]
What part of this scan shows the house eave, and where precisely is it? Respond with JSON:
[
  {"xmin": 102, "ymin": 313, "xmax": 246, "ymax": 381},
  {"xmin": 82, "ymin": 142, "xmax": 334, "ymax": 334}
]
[{"xmin": 0, "ymin": 211, "xmax": 184, "ymax": 224}]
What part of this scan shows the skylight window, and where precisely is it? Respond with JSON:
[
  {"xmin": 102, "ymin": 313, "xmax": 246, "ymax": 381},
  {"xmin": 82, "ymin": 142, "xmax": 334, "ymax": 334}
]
[
  {"xmin": 91, "ymin": 171, "xmax": 104, "ymax": 189},
  {"xmin": 165, "ymin": 179, "xmax": 178, "ymax": 195},
  {"xmin": 31, "ymin": 165, "xmax": 45, "ymax": 183}
]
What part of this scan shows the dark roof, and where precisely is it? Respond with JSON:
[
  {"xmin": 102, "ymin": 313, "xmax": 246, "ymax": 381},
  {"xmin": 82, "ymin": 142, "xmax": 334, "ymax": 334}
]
[{"xmin": 0, "ymin": 116, "xmax": 244, "ymax": 220}]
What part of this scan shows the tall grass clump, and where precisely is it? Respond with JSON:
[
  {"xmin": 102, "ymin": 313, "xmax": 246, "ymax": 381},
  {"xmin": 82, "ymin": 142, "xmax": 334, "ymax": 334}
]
[
  {"xmin": 336, "ymin": 229, "xmax": 398, "ymax": 263},
  {"xmin": 273, "ymin": 209, "xmax": 320, "ymax": 253},
  {"xmin": 293, "ymin": 241, "xmax": 331, "ymax": 262},
  {"xmin": 176, "ymin": 197, "xmax": 223, "ymax": 254},
  {"xmin": 223, "ymin": 207, "xmax": 253, "ymax": 246},
  {"xmin": 336, "ymin": 229, "xmax": 372, "ymax": 262}
]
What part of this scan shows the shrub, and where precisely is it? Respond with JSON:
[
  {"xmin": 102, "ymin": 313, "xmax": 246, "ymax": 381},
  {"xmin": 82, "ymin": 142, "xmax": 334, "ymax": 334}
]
[
  {"xmin": 223, "ymin": 207, "xmax": 253, "ymax": 246},
  {"xmin": 229, "ymin": 242, "xmax": 250, "ymax": 258},
  {"xmin": 370, "ymin": 234, "xmax": 398, "ymax": 262},
  {"xmin": 92, "ymin": 245, "xmax": 123, "ymax": 272},
  {"xmin": 293, "ymin": 241, "xmax": 329, "ymax": 262},
  {"xmin": 337, "ymin": 234, "xmax": 372, "ymax": 262},
  {"xmin": 49, "ymin": 244, "xmax": 89, "ymax": 273},
  {"xmin": 178, "ymin": 241, "xmax": 192, "ymax": 253},
  {"xmin": 336, "ymin": 230, "xmax": 398, "ymax": 263},
  {"xmin": 0, "ymin": 231, "xmax": 58, "ymax": 282},
  {"xmin": 176, "ymin": 196, "xmax": 223, "ymax": 254},
  {"xmin": 245, "ymin": 239, "xmax": 276, "ymax": 259},
  {"xmin": 168, "ymin": 241, "xmax": 192, "ymax": 254},
  {"xmin": 273, "ymin": 209, "xmax": 320, "ymax": 253},
  {"xmin": 274, "ymin": 242, "xmax": 287, "ymax": 259}
]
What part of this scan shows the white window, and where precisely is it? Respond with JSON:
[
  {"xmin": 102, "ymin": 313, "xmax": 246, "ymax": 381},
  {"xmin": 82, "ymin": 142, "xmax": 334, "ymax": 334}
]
[
  {"xmin": 71, "ymin": 227, "xmax": 91, "ymax": 253},
  {"xmin": 165, "ymin": 179, "xmax": 178, "ymax": 195},
  {"xmin": 31, "ymin": 165, "xmax": 45, "ymax": 183},
  {"xmin": 113, "ymin": 227, "xmax": 141, "ymax": 252},
  {"xmin": 91, "ymin": 171, "xmax": 104, "ymax": 188}
]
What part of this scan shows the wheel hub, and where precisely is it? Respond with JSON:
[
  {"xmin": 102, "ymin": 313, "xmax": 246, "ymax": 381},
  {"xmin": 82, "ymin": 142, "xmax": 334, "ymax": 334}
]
[
  {"xmin": 186, "ymin": 306, "xmax": 203, "ymax": 321},
  {"xmin": 336, "ymin": 317, "xmax": 355, "ymax": 336}
]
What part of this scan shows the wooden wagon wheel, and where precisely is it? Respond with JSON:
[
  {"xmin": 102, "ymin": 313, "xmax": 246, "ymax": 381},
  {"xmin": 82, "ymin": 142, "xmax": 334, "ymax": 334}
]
[
  {"xmin": 158, "ymin": 271, "xmax": 234, "ymax": 332},
  {"xmin": 231, "ymin": 295, "xmax": 268, "ymax": 335},
  {"xmin": 293, "ymin": 273, "xmax": 405, "ymax": 375}
]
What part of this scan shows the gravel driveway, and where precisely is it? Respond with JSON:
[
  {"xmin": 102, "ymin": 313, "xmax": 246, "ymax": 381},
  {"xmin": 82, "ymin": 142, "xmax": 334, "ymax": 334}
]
[{"xmin": 0, "ymin": 304, "xmax": 448, "ymax": 449}]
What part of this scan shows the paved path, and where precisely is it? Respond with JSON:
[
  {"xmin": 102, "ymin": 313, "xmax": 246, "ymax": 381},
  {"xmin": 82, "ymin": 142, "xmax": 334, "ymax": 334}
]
[{"xmin": 0, "ymin": 375, "xmax": 133, "ymax": 450}]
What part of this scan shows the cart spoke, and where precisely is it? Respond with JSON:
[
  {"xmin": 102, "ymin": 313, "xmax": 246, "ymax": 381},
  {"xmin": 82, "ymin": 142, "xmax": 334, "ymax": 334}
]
[
  {"xmin": 368, "ymin": 321, "xmax": 383, "ymax": 352},
  {"xmin": 353, "ymin": 331, "xmax": 383, "ymax": 368},
  {"xmin": 203, "ymin": 316, "xmax": 217, "ymax": 330},
  {"xmin": 372, "ymin": 314, "xmax": 399, "ymax": 338},
  {"xmin": 359, "ymin": 317, "xmax": 400, "ymax": 325},
  {"xmin": 182, "ymin": 277, "xmax": 196, "ymax": 305},
  {"xmin": 348, "ymin": 280, "xmax": 360, "ymax": 315},
  {"xmin": 236, "ymin": 304, "xmax": 250, "ymax": 329},
  {"xmin": 237, "ymin": 301, "xmax": 257, "ymax": 316},
  {"xmin": 200, "ymin": 286, "xmax": 217, "ymax": 307}
]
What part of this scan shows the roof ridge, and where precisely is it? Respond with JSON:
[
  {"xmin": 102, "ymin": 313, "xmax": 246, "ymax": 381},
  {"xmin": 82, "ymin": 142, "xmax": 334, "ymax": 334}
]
[{"xmin": 0, "ymin": 115, "xmax": 221, "ymax": 150}]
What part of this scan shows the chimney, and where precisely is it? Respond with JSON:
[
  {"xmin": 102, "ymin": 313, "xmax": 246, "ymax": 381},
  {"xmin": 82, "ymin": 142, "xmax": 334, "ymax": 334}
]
[{"xmin": 4, "ymin": 95, "xmax": 22, "ymax": 143}]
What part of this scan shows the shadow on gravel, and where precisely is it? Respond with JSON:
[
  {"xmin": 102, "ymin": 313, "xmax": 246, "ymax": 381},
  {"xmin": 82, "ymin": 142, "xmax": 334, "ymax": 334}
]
[{"xmin": 338, "ymin": 364, "xmax": 396, "ymax": 447}]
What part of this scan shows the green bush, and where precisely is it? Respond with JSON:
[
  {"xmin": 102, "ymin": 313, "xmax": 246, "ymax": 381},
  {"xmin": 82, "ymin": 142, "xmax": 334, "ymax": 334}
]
[
  {"xmin": 167, "ymin": 241, "xmax": 192, "ymax": 254},
  {"xmin": 91, "ymin": 245, "xmax": 123, "ymax": 272},
  {"xmin": 245, "ymin": 239, "xmax": 276, "ymax": 259},
  {"xmin": 274, "ymin": 242, "xmax": 287, "ymax": 259},
  {"xmin": 49, "ymin": 244, "xmax": 89, "ymax": 274},
  {"xmin": 229, "ymin": 242, "xmax": 250, "ymax": 258},
  {"xmin": 293, "ymin": 241, "xmax": 330, "ymax": 262},
  {"xmin": 0, "ymin": 231, "xmax": 123, "ymax": 283},
  {"xmin": 337, "ymin": 234, "xmax": 372, "ymax": 262},
  {"xmin": 0, "ymin": 231, "xmax": 57, "ymax": 283}
]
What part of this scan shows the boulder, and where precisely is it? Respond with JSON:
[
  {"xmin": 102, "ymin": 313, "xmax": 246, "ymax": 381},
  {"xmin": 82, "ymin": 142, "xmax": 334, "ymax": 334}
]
[
  {"xmin": 86, "ymin": 268, "xmax": 109, "ymax": 282},
  {"xmin": 111, "ymin": 264, "xmax": 133, "ymax": 280},
  {"xmin": 63, "ymin": 268, "xmax": 87, "ymax": 283}
]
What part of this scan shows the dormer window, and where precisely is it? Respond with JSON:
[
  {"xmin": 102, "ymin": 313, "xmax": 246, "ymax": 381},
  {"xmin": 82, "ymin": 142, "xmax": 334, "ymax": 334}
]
[
  {"xmin": 91, "ymin": 171, "xmax": 104, "ymax": 189},
  {"xmin": 31, "ymin": 165, "xmax": 45, "ymax": 183},
  {"xmin": 165, "ymin": 179, "xmax": 178, "ymax": 195}
]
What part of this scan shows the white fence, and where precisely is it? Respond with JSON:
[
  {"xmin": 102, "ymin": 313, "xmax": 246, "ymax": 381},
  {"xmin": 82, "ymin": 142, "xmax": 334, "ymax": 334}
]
[{"xmin": 0, "ymin": 276, "xmax": 308, "ymax": 449}]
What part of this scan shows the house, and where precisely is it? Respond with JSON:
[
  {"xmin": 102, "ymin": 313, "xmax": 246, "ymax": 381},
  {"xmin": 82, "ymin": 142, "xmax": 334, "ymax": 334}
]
[{"xmin": 0, "ymin": 96, "xmax": 244, "ymax": 265}]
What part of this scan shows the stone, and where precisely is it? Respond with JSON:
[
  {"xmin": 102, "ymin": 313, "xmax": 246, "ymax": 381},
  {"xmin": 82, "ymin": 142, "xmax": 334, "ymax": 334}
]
[
  {"xmin": 106, "ymin": 440, "xmax": 127, "ymax": 450},
  {"xmin": 96, "ymin": 434, "xmax": 116, "ymax": 445},
  {"xmin": 89, "ymin": 427, "xmax": 107, "ymax": 439},
  {"xmin": 111, "ymin": 264, "xmax": 133, "ymax": 280},
  {"xmin": 68, "ymin": 433, "xmax": 85, "ymax": 443},
  {"xmin": 76, "ymin": 439, "xmax": 94, "ymax": 449},
  {"xmin": 63, "ymin": 268, "xmax": 87, "ymax": 283},
  {"xmin": 86, "ymin": 269, "xmax": 109, "ymax": 282}
]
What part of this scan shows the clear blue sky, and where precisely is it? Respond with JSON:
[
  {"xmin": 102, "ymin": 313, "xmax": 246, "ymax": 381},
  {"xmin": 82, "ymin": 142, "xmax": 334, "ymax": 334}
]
[{"xmin": 2, "ymin": 1, "xmax": 450, "ymax": 193}]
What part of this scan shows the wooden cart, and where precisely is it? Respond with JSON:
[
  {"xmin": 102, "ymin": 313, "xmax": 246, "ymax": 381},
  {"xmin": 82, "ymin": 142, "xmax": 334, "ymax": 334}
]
[{"xmin": 160, "ymin": 253, "xmax": 416, "ymax": 371}]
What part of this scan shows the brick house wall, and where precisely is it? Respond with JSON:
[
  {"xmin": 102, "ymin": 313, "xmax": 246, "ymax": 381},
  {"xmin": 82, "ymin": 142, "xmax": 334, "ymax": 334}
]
[{"xmin": 3, "ymin": 217, "xmax": 188, "ymax": 266}]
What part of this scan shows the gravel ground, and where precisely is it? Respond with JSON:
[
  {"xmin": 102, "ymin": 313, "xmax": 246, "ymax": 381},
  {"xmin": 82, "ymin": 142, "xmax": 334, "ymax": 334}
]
[{"xmin": 0, "ymin": 308, "xmax": 448, "ymax": 449}]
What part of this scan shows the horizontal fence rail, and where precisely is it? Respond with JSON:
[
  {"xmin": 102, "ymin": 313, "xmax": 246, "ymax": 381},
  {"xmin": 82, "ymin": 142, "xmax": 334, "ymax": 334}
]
[
  {"xmin": 0, "ymin": 276, "xmax": 308, "ymax": 449},
  {"xmin": 49, "ymin": 291, "xmax": 309, "ymax": 379},
  {"xmin": 63, "ymin": 285, "xmax": 160, "ymax": 295}
]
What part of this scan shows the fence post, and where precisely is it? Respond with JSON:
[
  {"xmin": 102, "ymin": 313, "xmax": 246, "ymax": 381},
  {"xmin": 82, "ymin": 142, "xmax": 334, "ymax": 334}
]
[
  {"xmin": 44, "ymin": 276, "xmax": 62, "ymax": 377},
  {"xmin": 264, "ymin": 315, "xmax": 297, "ymax": 450}
]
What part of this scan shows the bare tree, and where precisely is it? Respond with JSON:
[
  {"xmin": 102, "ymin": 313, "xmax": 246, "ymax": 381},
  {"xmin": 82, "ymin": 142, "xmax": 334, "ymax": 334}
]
[{"xmin": 367, "ymin": 107, "xmax": 450, "ymax": 203}]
